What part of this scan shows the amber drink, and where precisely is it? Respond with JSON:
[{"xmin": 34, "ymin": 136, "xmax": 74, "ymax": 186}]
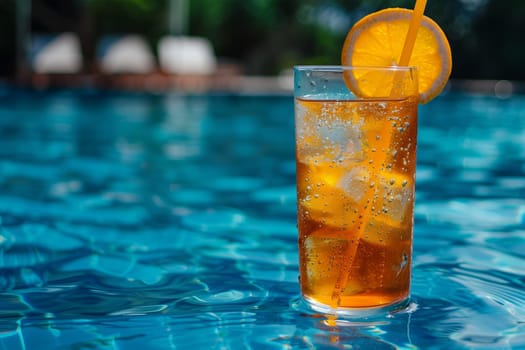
[{"xmin": 294, "ymin": 66, "xmax": 418, "ymax": 313}]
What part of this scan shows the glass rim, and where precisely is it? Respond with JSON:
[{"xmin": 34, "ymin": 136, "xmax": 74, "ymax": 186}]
[{"xmin": 293, "ymin": 65, "xmax": 417, "ymax": 72}]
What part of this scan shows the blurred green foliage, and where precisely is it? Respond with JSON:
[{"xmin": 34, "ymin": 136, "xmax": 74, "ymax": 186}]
[
  {"xmin": 186, "ymin": 0, "xmax": 525, "ymax": 79},
  {"xmin": 1, "ymin": 0, "xmax": 524, "ymax": 80},
  {"xmin": 87, "ymin": 0, "xmax": 165, "ymax": 42}
]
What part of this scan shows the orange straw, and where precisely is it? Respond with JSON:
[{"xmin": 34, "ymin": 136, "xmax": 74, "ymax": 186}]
[
  {"xmin": 330, "ymin": 0, "xmax": 427, "ymax": 309},
  {"xmin": 399, "ymin": 0, "xmax": 428, "ymax": 66}
]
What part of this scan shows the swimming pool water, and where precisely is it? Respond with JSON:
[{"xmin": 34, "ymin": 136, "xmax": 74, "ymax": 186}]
[{"xmin": 0, "ymin": 89, "xmax": 524, "ymax": 349}]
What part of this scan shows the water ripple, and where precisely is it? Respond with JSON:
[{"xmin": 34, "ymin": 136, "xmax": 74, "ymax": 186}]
[{"xmin": 181, "ymin": 208, "xmax": 246, "ymax": 232}]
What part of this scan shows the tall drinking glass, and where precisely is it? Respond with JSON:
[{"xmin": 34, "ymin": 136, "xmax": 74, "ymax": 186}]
[{"xmin": 294, "ymin": 66, "xmax": 418, "ymax": 315}]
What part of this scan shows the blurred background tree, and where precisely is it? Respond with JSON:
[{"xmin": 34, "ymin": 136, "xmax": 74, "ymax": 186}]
[{"xmin": 0, "ymin": 0, "xmax": 524, "ymax": 80}]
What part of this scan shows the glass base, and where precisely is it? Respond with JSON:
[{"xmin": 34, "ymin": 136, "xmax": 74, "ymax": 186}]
[{"xmin": 297, "ymin": 295, "xmax": 414, "ymax": 320}]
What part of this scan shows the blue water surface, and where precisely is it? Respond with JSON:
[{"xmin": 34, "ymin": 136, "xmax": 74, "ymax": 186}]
[{"xmin": 0, "ymin": 89, "xmax": 524, "ymax": 349}]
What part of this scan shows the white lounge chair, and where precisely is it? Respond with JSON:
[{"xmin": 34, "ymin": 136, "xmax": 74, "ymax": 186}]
[
  {"xmin": 97, "ymin": 35, "xmax": 155, "ymax": 74},
  {"xmin": 31, "ymin": 32, "xmax": 83, "ymax": 74},
  {"xmin": 158, "ymin": 36, "xmax": 217, "ymax": 75}
]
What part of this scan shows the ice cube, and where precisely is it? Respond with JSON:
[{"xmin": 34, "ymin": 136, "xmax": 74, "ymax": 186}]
[
  {"xmin": 296, "ymin": 115, "xmax": 365, "ymax": 162},
  {"xmin": 303, "ymin": 229, "xmax": 362, "ymax": 294},
  {"xmin": 318, "ymin": 119, "xmax": 363, "ymax": 160},
  {"xmin": 299, "ymin": 158, "xmax": 361, "ymax": 228},
  {"xmin": 376, "ymin": 172, "xmax": 414, "ymax": 224},
  {"xmin": 338, "ymin": 166, "xmax": 370, "ymax": 203},
  {"xmin": 361, "ymin": 172, "xmax": 414, "ymax": 245}
]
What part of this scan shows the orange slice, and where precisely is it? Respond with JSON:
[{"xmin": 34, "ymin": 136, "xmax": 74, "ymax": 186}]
[{"xmin": 341, "ymin": 8, "xmax": 452, "ymax": 104}]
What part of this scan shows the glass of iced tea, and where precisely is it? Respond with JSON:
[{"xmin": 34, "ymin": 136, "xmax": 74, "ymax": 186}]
[{"xmin": 294, "ymin": 65, "xmax": 419, "ymax": 316}]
